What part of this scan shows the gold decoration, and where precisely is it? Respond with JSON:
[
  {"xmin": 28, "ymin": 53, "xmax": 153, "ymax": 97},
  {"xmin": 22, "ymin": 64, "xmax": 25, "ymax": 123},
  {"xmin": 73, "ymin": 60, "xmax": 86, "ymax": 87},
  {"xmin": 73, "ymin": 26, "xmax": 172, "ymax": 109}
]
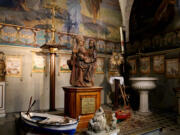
[{"xmin": 110, "ymin": 52, "xmax": 124, "ymax": 66}]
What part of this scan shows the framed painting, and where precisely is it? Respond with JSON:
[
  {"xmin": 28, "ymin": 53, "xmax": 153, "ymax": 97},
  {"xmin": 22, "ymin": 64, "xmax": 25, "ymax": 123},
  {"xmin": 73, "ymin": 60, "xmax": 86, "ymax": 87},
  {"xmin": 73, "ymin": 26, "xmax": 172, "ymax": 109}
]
[
  {"xmin": 153, "ymin": 55, "xmax": 165, "ymax": 73},
  {"xmin": 96, "ymin": 57, "xmax": 104, "ymax": 74},
  {"xmin": 5, "ymin": 55, "xmax": 22, "ymax": 77},
  {"xmin": 96, "ymin": 40, "xmax": 105, "ymax": 53},
  {"xmin": 128, "ymin": 59, "xmax": 136, "ymax": 74},
  {"xmin": 166, "ymin": 59, "xmax": 179, "ymax": 78},
  {"xmin": 140, "ymin": 57, "xmax": 150, "ymax": 74},
  {"xmin": 32, "ymin": 52, "xmax": 46, "ymax": 73},
  {"xmin": 59, "ymin": 53, "xmax": 71, "ymax": 72},
  {"xmin": 106, "ymin": 42, "xmax": 114, "ymax": 54}
]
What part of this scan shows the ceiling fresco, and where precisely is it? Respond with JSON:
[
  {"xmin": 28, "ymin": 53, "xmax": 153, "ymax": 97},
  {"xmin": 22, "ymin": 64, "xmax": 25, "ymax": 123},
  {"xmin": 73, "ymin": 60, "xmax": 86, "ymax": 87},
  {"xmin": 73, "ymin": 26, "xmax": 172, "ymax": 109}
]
[{"xmin": 0, "ymin": 0, "xmax": 122, "ymax": 41}]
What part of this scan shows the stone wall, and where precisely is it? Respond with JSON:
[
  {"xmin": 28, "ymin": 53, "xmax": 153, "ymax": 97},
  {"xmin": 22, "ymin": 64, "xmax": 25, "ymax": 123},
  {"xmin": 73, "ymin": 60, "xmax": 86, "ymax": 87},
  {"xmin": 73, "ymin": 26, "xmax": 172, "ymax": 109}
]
[{"xmin": 1, "ymin": 45, "xmax": 116, "ymax": 113}]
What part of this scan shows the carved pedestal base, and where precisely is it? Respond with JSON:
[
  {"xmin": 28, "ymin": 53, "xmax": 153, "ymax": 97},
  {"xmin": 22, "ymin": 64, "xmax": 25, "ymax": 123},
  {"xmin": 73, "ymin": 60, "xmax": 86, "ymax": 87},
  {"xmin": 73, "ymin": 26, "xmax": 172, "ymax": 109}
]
[{"xmin": 63, "ymin": 86, "xmax": 102, "ymax": 129}]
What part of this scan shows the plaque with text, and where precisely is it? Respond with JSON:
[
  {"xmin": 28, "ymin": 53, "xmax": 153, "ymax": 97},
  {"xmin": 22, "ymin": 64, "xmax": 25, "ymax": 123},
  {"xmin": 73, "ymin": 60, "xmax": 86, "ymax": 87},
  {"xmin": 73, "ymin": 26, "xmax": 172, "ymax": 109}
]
[{"xmin": 81, "ymin": 97, "xmax": 95, "ymax": 114}]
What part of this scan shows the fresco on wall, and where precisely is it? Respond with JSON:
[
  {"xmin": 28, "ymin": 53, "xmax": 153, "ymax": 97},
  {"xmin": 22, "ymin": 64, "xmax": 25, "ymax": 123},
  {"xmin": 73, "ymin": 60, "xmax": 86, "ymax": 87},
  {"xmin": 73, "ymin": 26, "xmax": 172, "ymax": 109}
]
[
  {"xmin": 130, "ymin": 0, "xmax": 176, "ymax": 41},
  {"xmin": 128, "ymin": 0, "xmax": 180, "ymax": 55},
  {"xmin": 0, "ymin": 0, "xmax": 122, "ymax": 42}
]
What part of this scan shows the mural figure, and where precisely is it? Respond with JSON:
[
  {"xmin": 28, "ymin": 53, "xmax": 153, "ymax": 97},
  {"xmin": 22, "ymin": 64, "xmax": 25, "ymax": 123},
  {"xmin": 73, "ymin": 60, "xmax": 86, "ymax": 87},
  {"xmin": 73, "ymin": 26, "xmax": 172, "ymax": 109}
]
[
  {"xmin": 85, "ymin": 0, "xmax": 102, "ymax": 22},
  {"xmin": 64, "ymin": 0, "xmax": 82, "ymax": 33},
  {"xmin": 67, "ymin": 35, "xmax": 97, "ymax": 87}
]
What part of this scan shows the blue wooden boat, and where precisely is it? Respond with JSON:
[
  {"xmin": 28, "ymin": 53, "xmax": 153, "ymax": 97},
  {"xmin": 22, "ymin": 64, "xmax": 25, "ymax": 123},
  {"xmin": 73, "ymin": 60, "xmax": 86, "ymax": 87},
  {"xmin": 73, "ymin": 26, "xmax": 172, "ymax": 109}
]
[{"xmin": 20, "ymin": 112, "xmax": 79, "ymax": 135}]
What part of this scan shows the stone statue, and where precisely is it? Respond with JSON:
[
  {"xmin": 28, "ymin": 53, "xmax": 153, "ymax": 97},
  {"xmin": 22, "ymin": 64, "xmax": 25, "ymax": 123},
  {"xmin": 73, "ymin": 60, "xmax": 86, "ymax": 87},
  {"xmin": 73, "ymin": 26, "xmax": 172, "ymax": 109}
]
[
  {"xmin": 86, "ymin": 107, "xmax": 119, "ymax": 135},
  {"xmin": 110, "ymin": 113, "xmax": 117, "ymax": 130},
  {"xmin": 88, "ymin": 107, "xmax": 109, "ymax": 133},
  {"xmin": 67, "ymin": 35, "xmax": 97, "ymax": 87},
  {"xmin": 0, "ymin": 52, "xmax": 5, "ymax": 82}
]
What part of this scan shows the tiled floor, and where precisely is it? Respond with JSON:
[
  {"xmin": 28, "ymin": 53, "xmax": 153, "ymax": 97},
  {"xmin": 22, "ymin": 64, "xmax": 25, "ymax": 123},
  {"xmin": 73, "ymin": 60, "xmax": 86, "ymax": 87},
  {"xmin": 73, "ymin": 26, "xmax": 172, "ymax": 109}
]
[
  {"xmin": 118, "ymin": 111, "xmax": 180, "ymax": 135},
  {"xmin": 102, "ymin": 105, "xmax": 180, "ymax": 135},
  {"xmin": 0, "ymin": 107, "xmax": 179, "ymax": 135}
]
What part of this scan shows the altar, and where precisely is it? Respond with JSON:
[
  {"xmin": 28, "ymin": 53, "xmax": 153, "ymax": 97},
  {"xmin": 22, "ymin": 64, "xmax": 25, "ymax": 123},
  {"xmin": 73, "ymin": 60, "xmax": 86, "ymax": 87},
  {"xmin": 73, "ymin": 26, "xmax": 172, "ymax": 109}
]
[{"xmin": 63, "ymin": 86, "xmax": 102, "ymax": 129}]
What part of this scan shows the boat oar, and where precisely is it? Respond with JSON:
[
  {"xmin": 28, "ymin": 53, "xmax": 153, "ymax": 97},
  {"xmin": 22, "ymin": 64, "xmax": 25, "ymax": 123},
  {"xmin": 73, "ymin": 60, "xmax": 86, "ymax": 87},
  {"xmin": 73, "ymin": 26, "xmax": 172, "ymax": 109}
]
[
  {"xmin": 26, "ymin": 96, "xmax": 32, "ymax": 115},
  {"xmin": 26, "ymin": 100, "xmax": 36, "ymax": 115},
  {"xmin": 28, "ymin": 96, "xmax": 32, "ymax": 112}
]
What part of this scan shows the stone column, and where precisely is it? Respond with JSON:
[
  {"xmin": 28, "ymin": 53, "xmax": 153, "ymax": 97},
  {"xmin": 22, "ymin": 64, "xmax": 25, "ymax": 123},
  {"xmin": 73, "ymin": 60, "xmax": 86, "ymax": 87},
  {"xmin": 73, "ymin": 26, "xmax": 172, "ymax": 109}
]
[{"xmin": 139, "ymin": 90, "xmax": 150, "ymax": 114}]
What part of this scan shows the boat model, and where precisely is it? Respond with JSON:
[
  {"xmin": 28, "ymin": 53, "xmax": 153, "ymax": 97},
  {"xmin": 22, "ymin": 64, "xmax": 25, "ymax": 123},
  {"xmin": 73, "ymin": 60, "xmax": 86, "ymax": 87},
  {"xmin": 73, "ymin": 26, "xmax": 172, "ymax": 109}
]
[
  {"xmin": 20, "ymin": 97, "xmax": 79, "ymax": 135},
  {"xmin": 21, "ymin": 112, "xmax": 79, "ymax": 135}
]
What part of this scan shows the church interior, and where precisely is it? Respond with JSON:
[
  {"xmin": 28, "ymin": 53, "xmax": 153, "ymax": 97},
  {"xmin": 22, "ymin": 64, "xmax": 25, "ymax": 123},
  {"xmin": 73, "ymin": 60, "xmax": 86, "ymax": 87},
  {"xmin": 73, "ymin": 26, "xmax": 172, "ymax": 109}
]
[{"xmin": 0, "ymin": 0, "xmax": 180, "ymax": 135}]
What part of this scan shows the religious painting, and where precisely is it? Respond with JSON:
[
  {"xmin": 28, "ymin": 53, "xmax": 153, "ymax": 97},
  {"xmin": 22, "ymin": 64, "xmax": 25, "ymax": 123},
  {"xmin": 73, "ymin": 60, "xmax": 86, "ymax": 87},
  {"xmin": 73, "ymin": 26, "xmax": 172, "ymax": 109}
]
[
  {"xmin": 106, "ymin": 42, "xmax": 114, "ymax": 54},
  {"xmin": 32, "ymin": 52, "xmax": 46, "ymax": 73},
  {"xmin": 59, "ymin": 53, "xmax": 71, "ymax": 72},
  {"xmin": 0, "ymin": 26, "xmax": 17, "ymax": 43},
  {"xmin": 35, "ymin": 30, "xmax": 46, "ymax": 47},
  {"xmin": 80, "ymin": 0, "xmax": 122, "ymax": 41},
  {"xmin": 96, "ymin": 57, "xmax": 104, "ymax": 74},
  {"xmin": 140, "ymin": 57, "xmax": 150, "ymax": 74},
  {"xmin": 59, "ymin": 35, "xmax": 73, "ymax": 50},
  {"xmin": 128, "ymin": 59, "xmax": 136, "ymax": 74},
  {"xmin": 18, "ymin": 29, "xmax": 35, "ymax": 45},
  {"xmin": 153, "ymin": 55, "xmax": 165, "ymax": 73},
  {"xmin": 5, "ymin": 55, "xmax": 22, "ymax": 77},
  {"xmin": 0, "ymin": 0, "xmax": 122, "ymax": 43},
  {"xmin": 166, "ymin": 59, "xmax": 179, "ymax": 78},
  {"xmin": 130, "ymin": 0, "xmax": 176, "ymax": 41},
  {"xmin": 96, "ymin": 40, "xmax": 105, "ymax": 53}
]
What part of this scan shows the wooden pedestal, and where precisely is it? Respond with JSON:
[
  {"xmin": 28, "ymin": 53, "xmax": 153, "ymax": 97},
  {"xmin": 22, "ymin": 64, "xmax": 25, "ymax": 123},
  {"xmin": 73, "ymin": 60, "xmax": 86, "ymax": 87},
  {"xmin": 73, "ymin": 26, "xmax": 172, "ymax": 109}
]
[{"xmin": 63, "ymin": 86, "xmax": 102, "ymax": 129}]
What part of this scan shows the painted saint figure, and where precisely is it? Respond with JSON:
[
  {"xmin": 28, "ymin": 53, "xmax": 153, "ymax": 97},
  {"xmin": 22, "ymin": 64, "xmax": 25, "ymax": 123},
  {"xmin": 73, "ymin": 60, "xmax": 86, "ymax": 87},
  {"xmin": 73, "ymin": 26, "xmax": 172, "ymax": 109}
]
[{"xmin": 67, "ymin": 35, "xmax": 97, "ymax": 87}]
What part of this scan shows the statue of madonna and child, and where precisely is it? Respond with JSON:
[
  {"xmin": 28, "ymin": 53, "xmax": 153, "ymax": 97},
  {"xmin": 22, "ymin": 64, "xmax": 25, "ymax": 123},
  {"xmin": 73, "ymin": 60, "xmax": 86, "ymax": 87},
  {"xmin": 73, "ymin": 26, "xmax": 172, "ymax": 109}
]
[
  {"xmin": 67, "ymin": 35, "xmax": 97, "ymax": 87},
  {"xmin": 66, "ymin": 36, "xmax": 119, "ymax": 134}
]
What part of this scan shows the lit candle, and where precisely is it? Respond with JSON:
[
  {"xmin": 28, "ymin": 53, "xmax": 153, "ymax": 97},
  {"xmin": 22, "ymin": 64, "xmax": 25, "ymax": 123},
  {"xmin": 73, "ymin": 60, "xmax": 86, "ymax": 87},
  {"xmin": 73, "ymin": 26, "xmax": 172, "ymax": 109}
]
[{"xmin": 120, "ymin": 27, "xmax": 124, "ymax": 53}]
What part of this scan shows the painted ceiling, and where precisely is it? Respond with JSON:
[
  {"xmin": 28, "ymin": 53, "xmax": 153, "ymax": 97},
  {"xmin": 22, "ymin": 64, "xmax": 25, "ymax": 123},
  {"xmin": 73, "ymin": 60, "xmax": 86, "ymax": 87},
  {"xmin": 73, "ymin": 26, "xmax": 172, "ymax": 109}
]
[{"xmin": 0, "ymin": 0, "xmax": 122, "ymax": 41}]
